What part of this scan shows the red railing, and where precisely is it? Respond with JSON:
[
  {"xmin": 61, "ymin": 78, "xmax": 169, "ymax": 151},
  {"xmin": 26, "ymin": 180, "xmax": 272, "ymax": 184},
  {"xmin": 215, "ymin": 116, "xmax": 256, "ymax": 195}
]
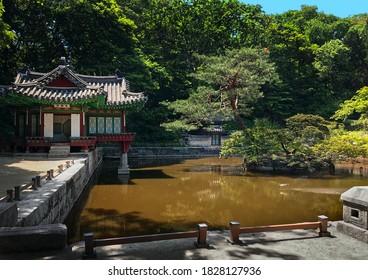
[
  {"xmin": 83, "ymin": 223, "xmax": 208, "ymax": 259},
  {"xmin": 94, "ymin": 133, "xmax": 136, "ymax": 142},
  {"xmin": 69, "ymin": 136, "xmax": 97, "ymax": 148},
  {"xmin": 228, "ymin": 215, "xmax": 330, "ymax": 244},
  {"xmin": 26, "ymin": 137, "xmax": 50, "ymax": 148}
]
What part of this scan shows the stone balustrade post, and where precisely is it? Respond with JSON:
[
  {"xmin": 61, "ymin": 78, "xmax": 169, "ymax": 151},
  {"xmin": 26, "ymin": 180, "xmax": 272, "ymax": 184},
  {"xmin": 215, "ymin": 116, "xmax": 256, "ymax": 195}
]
[
  {"xmin": 31, "ymin": 177, "xmax": 37, "ymax": 190},
  {"xmin": 6, "ymin": 189, "xmax": 13, "ymax": 202},
  {"xmin": 14, "ymin": 186, "xmax": 21, "ymax": 201},
  {"xmin": 36, "ymin": 175, "xmax": 41, "ymax": 187},
  {"xmin": 46, "ymin": 170, "xmax": 52, "ymax": 180}
]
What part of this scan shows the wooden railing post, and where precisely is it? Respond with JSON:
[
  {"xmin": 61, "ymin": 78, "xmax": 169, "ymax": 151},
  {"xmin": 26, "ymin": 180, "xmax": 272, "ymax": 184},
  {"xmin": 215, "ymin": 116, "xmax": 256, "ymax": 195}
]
[
  {"xmin": 83, "ymin": 233, "xmax": 97, "ymax": 259},
  {"xmin": 195, "ymin": 223, "xmax": 209, "ymax": 248},
  {"xmin": 46, "ymin": 170, "xmax": 52, "ymax": 180},
  {"xmin": 229, "ymin": 221, "xmax": 241, "ymax": 244},
  {"xmin": 318, "ymin": 215, "xmax": 331, "ymax": 237},
  {"xmin": 14, "ymin": 186, "xmax": 21, "ymax": 201}
]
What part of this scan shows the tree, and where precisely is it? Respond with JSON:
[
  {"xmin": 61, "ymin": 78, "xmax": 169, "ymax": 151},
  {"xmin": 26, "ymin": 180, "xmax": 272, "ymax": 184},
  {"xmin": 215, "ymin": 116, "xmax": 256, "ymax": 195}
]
[
  {"xmin": 313, "ymin": 131, "xmax": 368, "ymax": 162},
  {"xmin": 0, "ymin": 0, "xmax": 15, "ymax": 83},
  {"xmin": 333, "ymin": 86, "xmax": 368, "ymax": 129},
  {"xmin": 313, "ymin": 39, "xmax": 352, "ymax": 98},
  {"xmin": 221, "ymin": 114, "xmax": 333, "ymax": 172},
  {"xmin": 163, "ymin": 47, "xmax": 279, "ymax": 131},
  {"xmin": 220, "ymin": 118, "xmax": 281, "ymax": 165},
  {"xmin": 0, "ymin": 0, "xmax": 14, "ymax": 50}
]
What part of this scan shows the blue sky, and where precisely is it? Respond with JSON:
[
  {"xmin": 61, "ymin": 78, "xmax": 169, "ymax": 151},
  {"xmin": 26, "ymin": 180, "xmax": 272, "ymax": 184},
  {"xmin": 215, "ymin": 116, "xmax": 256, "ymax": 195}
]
[{"xmin": 240, "ymin": 0, "xmax": 368, "ymax": 18}]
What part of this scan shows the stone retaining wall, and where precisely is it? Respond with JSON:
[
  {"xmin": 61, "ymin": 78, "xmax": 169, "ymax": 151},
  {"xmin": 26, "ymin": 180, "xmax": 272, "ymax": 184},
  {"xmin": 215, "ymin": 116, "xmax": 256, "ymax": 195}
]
[
  {"xmin": 0, "ymin": 224, "xmax": 67, "ymax": 253},
  {"xmin": 16, "ymin": 148, "xmax": 102, "ymax": 227},
  {"xmin": 129, "ymin": 147, "xmax": 220, "ymax": 158},
  {"xmin": 0, "ymin": 149, "xmax": 102, "ymax": 253}
]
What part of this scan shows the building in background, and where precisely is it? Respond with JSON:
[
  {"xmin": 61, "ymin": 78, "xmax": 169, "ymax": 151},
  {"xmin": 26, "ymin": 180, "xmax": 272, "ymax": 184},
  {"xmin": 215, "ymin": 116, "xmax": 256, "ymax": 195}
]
[{"xmin": 0, "ymin": 57, "xmax": 146, "ymax": 175}]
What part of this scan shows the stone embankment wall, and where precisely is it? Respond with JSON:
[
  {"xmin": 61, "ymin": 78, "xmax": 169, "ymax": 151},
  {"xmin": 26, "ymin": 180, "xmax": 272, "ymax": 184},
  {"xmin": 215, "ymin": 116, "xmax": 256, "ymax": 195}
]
[
  {"xmin": 0, "ymin": 148, "xmax": 102, "ymax": 253},
  {"xmin": 103, "ymin": 146, "xmax": 220, "ymax": 158},
  {"xmin": 16, "ymin": 148, "xmax": 102, "ymax": 227}
]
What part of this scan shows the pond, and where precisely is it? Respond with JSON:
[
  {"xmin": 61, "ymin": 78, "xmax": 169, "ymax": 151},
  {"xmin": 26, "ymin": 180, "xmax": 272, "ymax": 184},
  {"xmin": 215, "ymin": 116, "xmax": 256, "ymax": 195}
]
[{"xmin": 66, "ymin": 157, "xmax": 368, "ymax": 243}]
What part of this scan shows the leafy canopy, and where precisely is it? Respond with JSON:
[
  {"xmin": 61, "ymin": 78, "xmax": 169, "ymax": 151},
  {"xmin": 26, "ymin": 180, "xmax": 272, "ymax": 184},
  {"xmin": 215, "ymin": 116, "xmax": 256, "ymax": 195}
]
[{"xmin": 163, "ymin": 47, "xmax": 279, "ymax": 131}]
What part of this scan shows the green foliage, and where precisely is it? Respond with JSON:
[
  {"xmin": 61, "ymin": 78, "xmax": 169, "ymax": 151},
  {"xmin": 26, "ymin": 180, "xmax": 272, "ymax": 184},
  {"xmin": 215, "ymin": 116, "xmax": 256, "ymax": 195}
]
[
  {"xmin": 163, "ymin": 47, "xmax": 279, "ymax": 131},
  {"xmin": 221, "ymin": 114, "xmax": 333, "ymax": 172},
  {"xmin": 286, "ymin": 113, "xmax": 332, "ymax": 137},
  {"xmin": 333, "ymin": 86, "xmax": 368, "ymax": 127},
  {"xmin": 0, "ymin": 0, "xmax": 14, "ymax": 50},
  {"xmin": 313, "ymin": 130, "xmax": 368, "ymax": 160},
  {"xmin": 1, "ymin": 1, "xmax": 368, "ymax": 146}
]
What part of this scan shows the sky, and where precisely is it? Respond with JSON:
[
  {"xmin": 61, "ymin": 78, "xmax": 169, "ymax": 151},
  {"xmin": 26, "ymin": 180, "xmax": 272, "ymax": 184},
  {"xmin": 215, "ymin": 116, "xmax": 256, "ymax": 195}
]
[{"xmin": 240, "ymin": 0, "xmax": 368, "ymax": 18}]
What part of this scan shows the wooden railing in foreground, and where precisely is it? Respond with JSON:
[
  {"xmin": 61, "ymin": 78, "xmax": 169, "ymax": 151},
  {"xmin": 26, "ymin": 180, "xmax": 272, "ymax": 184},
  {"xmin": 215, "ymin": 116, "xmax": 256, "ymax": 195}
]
[
  {"xmin": 228, "ymin": 215, "xmax": 331, "ymax": 244},
  {"xmin": 83, "ymin": 223, "xmax": 209, "ymax": 259}
]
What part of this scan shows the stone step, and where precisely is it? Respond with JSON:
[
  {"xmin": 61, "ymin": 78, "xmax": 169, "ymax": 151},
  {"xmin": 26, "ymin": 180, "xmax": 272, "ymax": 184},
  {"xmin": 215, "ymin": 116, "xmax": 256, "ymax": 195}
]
[
  {"xmin": 50, "ymin": 146, "xmax": 70, "ymax": 151},
  {"xmin": 49, "ymin": 151, "xmax": 70, "ymax": 155},
  {"xmin": 49, "ymin": 145, "xmax": 70, "ymax": 158}
]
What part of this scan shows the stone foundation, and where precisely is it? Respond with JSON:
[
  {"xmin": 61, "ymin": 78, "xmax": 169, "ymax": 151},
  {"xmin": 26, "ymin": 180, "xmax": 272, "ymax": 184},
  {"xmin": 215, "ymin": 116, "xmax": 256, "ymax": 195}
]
[
  {"xmin": 336, "ymin": 221, "xmax": 368, "ymax": 243},
  {"xmin": 338, "ymin": 186, "xmax": 368, "ymax": 243},
  {"xmin": 0, "ymin": 203, "xmax": 18, "ymax": 227},
  {"xmin": 0, "ymin": 224, "xmax": 67, "ymax": 253},
  {"xmin": 0, "ymin": 149, "xmax": 102, "ymax": 253},
  {"xmin": 16, "ymin": 148, "xmax": 102, "ymax": 227}
]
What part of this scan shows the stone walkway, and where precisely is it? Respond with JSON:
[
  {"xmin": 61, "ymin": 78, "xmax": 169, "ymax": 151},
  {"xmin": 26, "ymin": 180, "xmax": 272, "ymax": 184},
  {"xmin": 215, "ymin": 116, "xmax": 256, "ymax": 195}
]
[{"xmin": 0, "ymin": 222, "xmax": 367, "ymax": 260}]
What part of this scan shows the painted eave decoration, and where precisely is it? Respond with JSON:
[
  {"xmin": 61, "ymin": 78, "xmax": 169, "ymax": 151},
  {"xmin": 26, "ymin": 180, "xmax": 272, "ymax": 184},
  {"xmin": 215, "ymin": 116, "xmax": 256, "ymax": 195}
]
[{"xmin": 5, "ymin": 57, "xmax": 147, "ymax": 109}]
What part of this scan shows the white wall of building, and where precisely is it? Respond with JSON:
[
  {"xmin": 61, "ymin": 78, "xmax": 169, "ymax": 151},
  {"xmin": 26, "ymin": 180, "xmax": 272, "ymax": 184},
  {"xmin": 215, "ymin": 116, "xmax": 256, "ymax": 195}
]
[
  {"xmin": 44, "ymin": 113, "xmax": 53, "ymax": 138},
  {"xmin": 71, "ymin": 113, "xmax": 80, "ymax": 137}
]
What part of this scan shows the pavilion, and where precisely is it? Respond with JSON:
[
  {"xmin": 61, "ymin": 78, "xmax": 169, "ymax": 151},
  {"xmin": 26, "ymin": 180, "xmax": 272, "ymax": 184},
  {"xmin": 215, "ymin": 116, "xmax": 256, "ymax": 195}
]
[{"xmin": 0, "ymin": 57, "xmax": 147, "ymax": 175}]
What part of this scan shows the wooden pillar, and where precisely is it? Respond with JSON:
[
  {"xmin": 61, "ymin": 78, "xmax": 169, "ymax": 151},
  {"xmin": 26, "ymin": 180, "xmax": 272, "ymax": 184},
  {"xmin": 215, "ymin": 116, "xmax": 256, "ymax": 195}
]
[
  {"xmin": 40, "ymin": 111, "xmax": 44, "ymax": 137},
  {"xmin": 14, "ymin": 111, "xmax": 19, "ymax": 137},
  {"xmin": 26, "ymin": 109, "xmax": 31, "ymax": 136},
  {"xmin": 83, "ymin": 233, "xmax": 97, "ymax": 259},
  {"xmin": 195, "ymin": 223, "xmax": 209, "ymax": 248},
  {"xmin": 80, "ymin": 112, "xmax": 84, "ymax": 136},
  {"xmin": 318, "ymin": 215, "xmax": 331, "ymax": 237},
  {"xmin": 122, "ymin": 111, "xmax": 126, "ymax": 133}
]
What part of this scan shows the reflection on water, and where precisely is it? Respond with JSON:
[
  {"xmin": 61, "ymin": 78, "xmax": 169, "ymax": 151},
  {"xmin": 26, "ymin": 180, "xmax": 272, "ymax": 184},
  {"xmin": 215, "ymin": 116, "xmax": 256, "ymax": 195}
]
[{"xmin": 67, "ymin": 157, "xmax": 368, "ymax": 242}]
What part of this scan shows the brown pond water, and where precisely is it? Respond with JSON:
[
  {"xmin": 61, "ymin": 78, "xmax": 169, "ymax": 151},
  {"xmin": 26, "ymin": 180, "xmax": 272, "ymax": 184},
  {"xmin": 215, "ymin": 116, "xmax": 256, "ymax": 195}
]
[{"xmin": 66, "ymin": 157, "xmax": 368, "ymax": 243}]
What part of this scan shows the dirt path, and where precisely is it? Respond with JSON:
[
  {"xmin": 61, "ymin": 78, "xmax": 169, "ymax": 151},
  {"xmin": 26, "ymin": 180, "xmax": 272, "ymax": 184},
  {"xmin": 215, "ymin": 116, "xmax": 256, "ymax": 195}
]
[{"xmin": 0, "ymin": 156, "xmax": 72, "ymax": 198}]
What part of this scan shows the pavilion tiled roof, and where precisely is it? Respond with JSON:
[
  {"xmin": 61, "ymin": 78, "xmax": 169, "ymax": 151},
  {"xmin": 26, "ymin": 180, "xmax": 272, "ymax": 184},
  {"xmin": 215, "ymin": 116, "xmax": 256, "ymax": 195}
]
[{"xmin": 11, "ymin": 58, "xmax": 146, "ymax": 108}]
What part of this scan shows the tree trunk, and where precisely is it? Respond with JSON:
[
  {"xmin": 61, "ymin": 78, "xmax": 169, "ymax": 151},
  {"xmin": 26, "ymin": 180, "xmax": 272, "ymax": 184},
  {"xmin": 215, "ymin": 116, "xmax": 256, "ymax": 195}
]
[{"xmin": 229, "ymin": 94, "xmax": 246, "ymax": 130}]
